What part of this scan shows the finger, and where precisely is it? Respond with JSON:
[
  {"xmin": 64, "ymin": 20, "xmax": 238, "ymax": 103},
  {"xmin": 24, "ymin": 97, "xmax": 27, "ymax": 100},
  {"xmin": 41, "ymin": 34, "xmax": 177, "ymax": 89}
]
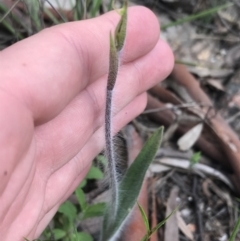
[
  {"xmin": 35, "ymin": 39, "xmax": 173, "ymax": 175},
  {"xmin": 0, "ymin": 6, "xmax": 160, "ymax": 124}
]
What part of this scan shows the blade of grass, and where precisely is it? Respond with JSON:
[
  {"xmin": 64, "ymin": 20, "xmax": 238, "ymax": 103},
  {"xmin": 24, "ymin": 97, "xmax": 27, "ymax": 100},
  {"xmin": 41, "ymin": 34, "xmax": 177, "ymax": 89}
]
[
  {"xmin": 162, "ymin": 2, "xmax": 234, "ymax": 30},
  {"xmin": 73, "ymin": 0, "xmax": 82, "ymax": 21},
  {"xmin": 229, "ymin": 216, "xmax": 240, "ymax": 241},
  {"xmin": 0, "ymin": 0, "xmax": 21, "ymax": 23},
  {"xmin": 90, "ymin": 0, "xmax": 102, "ymax": 18},
  {"xmin": 73, "ymin": 0, "xmax": 87, "ymax": 21},
  {"xmin": 81, "ymin": 0, "xmax": 87, "ymax": 19},
  {"xmin": 0, "ymin": 2, "xmax": 25, "ymax": 39},
  {"xmin": 24, "ymin": 0, "xmax": 41, "ymax": 31},
  {"xmin": 108, "ymin": 0, "xmax": 114, "ymax": 11},
  {"xmin": 44, "ymin": 7, "xmax": 60, "ymax": 25},
  {"xmin": 45, "ymin": 0, "xmax": 66, "ymax": 23},
  {"xmin": 175, "ymin": 59, "xmax": 200, "ymax": 67},
  {"xmin": 0, "ymin": 16, "xmax": 16, "ymax": 36},
  {"xmin": 137, "ymin": 202, "xmax": 150, "ymax": 233},
  {"xmin": 140, "ymin": 207, "xmax": 178, "ymax": 241}
]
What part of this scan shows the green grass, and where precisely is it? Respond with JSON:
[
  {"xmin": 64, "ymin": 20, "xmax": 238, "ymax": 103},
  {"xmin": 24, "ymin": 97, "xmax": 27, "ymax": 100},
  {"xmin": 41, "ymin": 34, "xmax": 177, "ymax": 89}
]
[{"xmin": 162, "ymin": 2, "xmax": 234, "ymax": 30}]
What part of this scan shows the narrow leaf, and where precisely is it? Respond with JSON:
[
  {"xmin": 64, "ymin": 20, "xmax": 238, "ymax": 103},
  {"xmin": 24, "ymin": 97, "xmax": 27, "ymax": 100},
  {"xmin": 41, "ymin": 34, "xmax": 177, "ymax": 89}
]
[
  {"xmin": 137, "ymin": 202, "xmax": 150, "ymax": 232},
  {"xmin": 162, "ymin": 2, "xmax": 234, "ymax": 30},
  {"xmin": 151, "ymin": 207, "xmax": 178, "ymax": 234},
  {"xmin": 73, "ymin": 232, "xmax": 93, "ymax": 241},
  {"xmin": 114, "ymin": 0, "xmax": 127, "ymax": 52},
  {"xmin": 24, "ymin": 0, "xmax": 42, "ymax": 31},
  {"xmin": 90, "ymin": 0, "xmax": 102, "ymax": 17},
  {"xmin": 44, "ymin": 0, "xmax": 66, "ymax": 23},
  {"xmin": 0, "ymin": 0, "xmax": 20, "ymax": 23},
  {"xmin": 79, "ymin": 179, "xmax": 87, "ymax": 188},
  {"xmin": 107, "ymin": 32, "xmax": 118, "ymax": 90},
  {"xmin": 75, "ymin": 186, "xmax": 87, "ymax": 210},
  {"xmin": 86, "ymin": 165, "xmax": 104, "ymax": 180},
  {"xmin": 141, "ymin": 207, "xmax": 178, "ymax": 240},
  {"xmin": 52, "ymin": 229, "xmax": 66, "ymax": 240},
  {"xmin": 0, "ymin": 2, "xmax": 25, "ymax": 38},
  {"xmin": 58, "ymin": 200, "xmax": 77, "ymax": 222},
  {"xmin": 101, "ymin": 127, "xmax": 164, "ymax": 240},
  {"xmin": 190, "ymin": 151, "xmax": 201, "ymax": 167},
  {"xmin": 44, "ymin": 7, "xmax": 60, "ymax": 24},
  {"xmin": 82, "ymin": 203, "xmax": 106, "ymax": 219},
  {"xmin": 229, "ymin": 216, "xmax": 240, "ymax": 241},
  {"xmin": 108, "ymin": 0, "xmax": 114, "ymax": 11},
  {"xmin": 96, "ymin": 155, "xmax": 107, "ymax": 166}
]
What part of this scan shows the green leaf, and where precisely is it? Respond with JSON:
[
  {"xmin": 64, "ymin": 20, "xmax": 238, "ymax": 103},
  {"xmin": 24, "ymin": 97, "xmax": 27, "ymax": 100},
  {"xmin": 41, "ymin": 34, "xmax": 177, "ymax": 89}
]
[
  {"xmin": 137, "ymin": 202, "xmax": 150, "ymax": 232},
  {"xmin": 75, "ymin": 186, "xmax": 87, "ymax": 210},
  {"xmin": 140, "ymin": 235, "xmax": 149, "ymax": 241},
  {"xmin": 108, "ymin": 0, "xmax": 114, "ymax": 11},
  {"xmin": 101, "ymin": 127, "xmax": 164, "ymax": 241},
  {"xmin": 114, "ymin": 0, "xmax": 127, "ymax": 52},
  {"xmin": 79, "ymin": 179, "xmax": 87, "ymax": 188},
  {"xmin": 86, "ymin": 166, "xmax": 104, "ymax": 180},
  {"xmin": 82, "ymin": 203, "xmax": 106, "ymax": 219},
  {"xmin": 151, "ymin": 207, "xmax": 177, "ymax": 234},
  {"xmin": 71, "ymin": 231, "xmax": 93, "ymax": 241},
  {"xmin": 162, "ymin": 2, "xmax": 234, "ymax": 30},
  {"xmin": 44, "ymin": 7, "xmax": 60, "ymax": 25},
  {"xmin": 96, "ymin": 155, "xmax": 107, "ymax": 166},
  {"xmin": 107, "ymin": 31, "xmax": 118, "ymax": 90},
  {"xmin": 141, "ymin": 207, "xmax": 178, "ymax": 241},
  {"xmin": 73, "ymin": 0, "xmax": 86, "ymax": 20},
  {"xmin": 229, "ymin": 216, "xmax": 240, "ymax": 241},
  {"xmin": 61, "ymin": 215, "xmax": 72, "ymax": 231},
  {"xmin": 190, "ymin": 151, "xmax": 201, "ymax": 167},
  {"xmin": 52, "ymin": 229, "xmax": 66, "ymax": 240},
  {"xmin": 0, "ymin": 2, "xmax": 25, "ymax": 39},
  {"xmin": 24, "ymin": 0, "xmax": 42, "ymax": 31},
  {"xmin": 58, "ymin": 200, "xmax": 77, "ymax": 222},
  {"xmin": 90, "ymin": 0, "xmax": 102, "ymax": 17}
]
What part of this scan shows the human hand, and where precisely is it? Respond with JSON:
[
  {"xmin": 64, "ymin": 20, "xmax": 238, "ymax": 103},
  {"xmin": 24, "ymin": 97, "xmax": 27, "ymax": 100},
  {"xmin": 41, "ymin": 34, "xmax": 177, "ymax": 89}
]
[{"xmin": 0, "ymin": 6, "xmax": 173, "ymax": 240}]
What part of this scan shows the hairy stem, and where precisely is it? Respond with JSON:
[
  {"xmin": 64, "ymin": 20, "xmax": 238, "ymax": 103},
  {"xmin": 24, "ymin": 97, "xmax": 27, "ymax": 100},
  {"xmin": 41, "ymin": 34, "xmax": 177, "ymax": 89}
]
[
  {"xmin": 105, "ymin": 90, "xmax": 119, "ymax": 214},
  {"xmin": 104, "ymin": 0, "xmax": 127, "ymax": 220},
  {"xmin": 105, "ymin": 33, "xmax": 119, "ymax": 216}
]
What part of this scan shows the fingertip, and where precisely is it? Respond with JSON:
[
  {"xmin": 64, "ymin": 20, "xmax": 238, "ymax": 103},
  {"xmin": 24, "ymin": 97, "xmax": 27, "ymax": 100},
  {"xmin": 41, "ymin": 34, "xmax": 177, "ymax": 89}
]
[{"xmin": 122, "ymin": 6, "xmax": 161, "ymax": 62}]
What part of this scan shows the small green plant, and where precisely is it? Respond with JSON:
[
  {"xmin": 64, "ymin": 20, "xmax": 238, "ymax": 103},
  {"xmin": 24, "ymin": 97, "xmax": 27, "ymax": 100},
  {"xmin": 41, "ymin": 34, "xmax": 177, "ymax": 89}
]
[
  {"xmin": 39, "ymin": 163, "xmax": 105, "ymax": 241},
  {"xmin": 229, "ymin": 216, "xmax": 240, "ymax": 241},
  {"xmin": 190, "ymin": 151, "xmax": 201, "ymax": 168},
  {"xmin": 138, "ymin": 202, "xmax": 178, "ymax": 241}
]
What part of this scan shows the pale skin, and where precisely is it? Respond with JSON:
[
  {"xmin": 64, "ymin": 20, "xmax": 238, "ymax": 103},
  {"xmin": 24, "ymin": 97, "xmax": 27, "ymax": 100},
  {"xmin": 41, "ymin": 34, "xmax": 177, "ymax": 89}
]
[{"xmin": 0, "ymin": 6, "xmax": 174, "ymax": 241}]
